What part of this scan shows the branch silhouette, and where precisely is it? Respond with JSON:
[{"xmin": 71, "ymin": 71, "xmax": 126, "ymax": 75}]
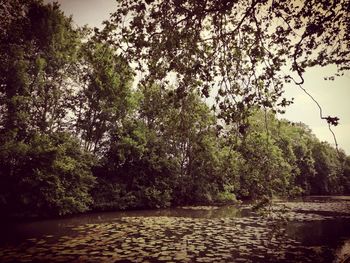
[{"xmin": 288, "ymin": 75, "xmax": 340, "ymax": 155}]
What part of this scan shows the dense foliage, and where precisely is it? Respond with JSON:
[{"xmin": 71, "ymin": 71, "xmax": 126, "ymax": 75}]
[
  {"xmin": 0, "ymin": 1, "xmax": 349, "ymax": 218},
  {"xmin": 102, "ymin": 0, "xmax": 349, "ymax": 126}
]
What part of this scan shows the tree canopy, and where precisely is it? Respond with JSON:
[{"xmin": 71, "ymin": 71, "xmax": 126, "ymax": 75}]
[{"xmin": 102, "ymin": 0, "xmax": 349, "ymax": 125}]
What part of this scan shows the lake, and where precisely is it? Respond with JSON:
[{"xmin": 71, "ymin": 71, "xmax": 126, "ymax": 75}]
[{"xmin": 0, "ymin": 196, "xmax": 349, "ymax": 262}]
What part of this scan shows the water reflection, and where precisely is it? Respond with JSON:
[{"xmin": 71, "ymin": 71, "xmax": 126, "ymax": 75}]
[
  {"xmin": 285, "ymin": 208, "xmax": 350, "ymax": 262},
  {"xmin": 287, "ymin": 219, "xmax": 350, "ymax": 246},
  {"xmin": 1, "ymin": 197, "xmax": 350, "ymax": 263},
  {"xmin": 0, "ymin": 205, "xmax": 252, "ymax": 245},
  {"xmin": 299, "ymin": 195, "xmax": 350, "ymax": 202}
]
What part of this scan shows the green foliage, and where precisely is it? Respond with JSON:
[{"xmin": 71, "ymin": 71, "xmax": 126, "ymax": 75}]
[
  {"xmin": 0, "ymin": 0, "xmax": 348, "ymax": 218},
  {"xmin": 242, "ymin": 111, "xmax": 347, "ymax": 198},
  {"xmin": 0, "ymin": 132, "xmax": 95, "ymax": 217},
  {"xmin": 0, "ymin": 1, "xmax": 95, "ymax": 218},
  {"xmin": 75, "ymin": 41, "xmax": 134, "ymax": 153},
  {"xmin": 214, "ymin": 190, "xmax": 237, "ymax": 205},
  {"xmin": 90, "ymin": 179, "xmax": 137, "ymax": 211},
  {"xmin": 237, "ymin": 131, "xmax": 292, "ymax": 199},
  {"xmin": 0, "ymin": 1, "xmax": 80, "ymax": 136},
  {"xmin": 310, "ymin": 141, "xmax": 343, "ymax": 195},
  {"xmin": 104, "ymin": 0, "xmax": 349, "ymax": 125},
  {"xmin": 92, "ymin": 116, "xmax": 176, "ymax": 210},
  {"xmin": 342, "ymin": 156, "xmax": 350, "ymax": 194}
]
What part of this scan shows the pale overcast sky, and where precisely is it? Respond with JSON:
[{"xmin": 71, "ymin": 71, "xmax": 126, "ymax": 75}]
[{"xmin": 44, "ymin": 0, "xmax": 350, "ymax": 154}]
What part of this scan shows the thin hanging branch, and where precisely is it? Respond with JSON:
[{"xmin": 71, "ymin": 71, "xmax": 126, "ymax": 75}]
[
  {"xmin": 327, "ymin": 123, "xmax": 339, "ymax": 155},
  {"xmin": 296, "ymin": 83, "xmax": 323, "ymax": 120},
  {"xmin": 288, "ymin": 76, "xmax": 340, "ymax": 155}
]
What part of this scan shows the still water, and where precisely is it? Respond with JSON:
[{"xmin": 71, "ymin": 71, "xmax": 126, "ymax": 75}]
[
  {"xmin": 0, "ymin": 196, "xmax": 349, "ymax": 262},
  {"xmin": 0, "ymin": 205, "xmax": 252, "ymax": 245}
]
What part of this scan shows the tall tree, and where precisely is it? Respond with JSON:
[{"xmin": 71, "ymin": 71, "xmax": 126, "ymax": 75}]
[
  {"xmin": 311, "ymin": 141, "xmax": 343, "ymax": 194},
  {"xmin": 75, "ymin": 40, "xmax": 134, "ymax": 154},
  {"xmin": 0, "ymin": 1, "xmax": 80, "ymax": 138},
  {"xmin": 0, "ymin": 1, "xmax": 96, "ymax": 217}
]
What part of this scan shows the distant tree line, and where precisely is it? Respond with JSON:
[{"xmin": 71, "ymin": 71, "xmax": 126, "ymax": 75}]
[{"xmin": 0, "ymin": 1, "xmax": 349, "ymax": 218}]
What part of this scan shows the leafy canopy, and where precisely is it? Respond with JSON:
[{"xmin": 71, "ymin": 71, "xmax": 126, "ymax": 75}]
[{"xmin": 102, "ymin": 0, "xmax": 349, "ymax": 124}]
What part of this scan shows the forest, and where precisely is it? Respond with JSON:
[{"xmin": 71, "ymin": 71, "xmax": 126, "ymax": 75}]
[{"xmin": 0, "ymin": 0, "xmax": 349, "ymax": 219}]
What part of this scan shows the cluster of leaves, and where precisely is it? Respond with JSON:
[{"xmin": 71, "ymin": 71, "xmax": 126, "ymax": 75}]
[
  {"xmin": 0, "ymin": 0, "xmax": 96, "ymax": 217},
  {"xmin": 242, "ymin": 111, "xmax": 350, "ymax": 197},
  {"xmin": 0, "ymin": 132, "xmax": 95, "ymax": 217},
  {"xmin": 0, "ymin": 1, "xmax": 349, "ymax": 218},
  {"xmin": 91, "ymin": 84, "xmax": 350, "ymax": 211},
  {"xmin": 102, "ymin": 0, "xmax": 349, "ymax": 125}
]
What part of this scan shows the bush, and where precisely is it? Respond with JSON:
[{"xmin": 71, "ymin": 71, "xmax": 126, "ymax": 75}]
[
  {"xmin": 0, "ymin": 132, "xmax": 96, "ymax": 217},
  {"xmin": 214, "ymin": 191, "xmax": 237, "ymax": 204}
]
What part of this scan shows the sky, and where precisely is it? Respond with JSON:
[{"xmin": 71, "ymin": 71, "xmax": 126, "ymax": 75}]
[{"xmin": 44, "ymin": 0, "xmax": 350, "ymax": 154}]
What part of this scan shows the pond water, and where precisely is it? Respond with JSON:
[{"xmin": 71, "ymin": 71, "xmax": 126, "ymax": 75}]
[
  {"xmin": 0, "ymin": 196, "xmax": 349, "ymax": 262},
  {"xmin": 0, "ymin": 205, "xmax": 253, "ymax": 246}
]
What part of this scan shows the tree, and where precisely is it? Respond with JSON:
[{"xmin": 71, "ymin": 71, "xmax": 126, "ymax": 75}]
[
  {"xmin": 0, "ymin": 1, "xmax": 81, "ymax": 138},
  {"xmin": 90, "ymin": 83, "xmax": 174, "ymax": 210},
  {"xmin": 0, "ymin": 1, "xmax": 96, "ymax": 217},
  {"xmin": 0, "ymin": 132, "xmax": 96, "ymax": 217},
  {"xmin": 1, "ymin": 0, "xmax": 349, "ymax": 217},
  {"xmin": 342, "ymin": 155, "xmax": 350, "ymax": 194},
  {"xmin": 235, "ymin": 130, "xmax": 293, "ymax": 199},
  {"xmin": 74, "ymin": 40, "xmax": 134, "ymax": 154},
  {"xmin": 101, "ymin": 0, "xmax": 349, "ymax": 126},
  {"xmin": 92, "ymin": 83, "xmax": 241, "ymax": 209},
  {"xmin": 310, "ymin": 141, "xmax": 343, "ymax": 194}
]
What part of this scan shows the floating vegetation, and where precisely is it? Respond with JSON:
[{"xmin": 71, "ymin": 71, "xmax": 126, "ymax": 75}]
[
  {"xmin": 179, "ymin": 206, "xmax": 219, "ymax": 210},
  {"xmin": 1, "ymin": 200, "xmax": 349, "ymax": 262}
]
